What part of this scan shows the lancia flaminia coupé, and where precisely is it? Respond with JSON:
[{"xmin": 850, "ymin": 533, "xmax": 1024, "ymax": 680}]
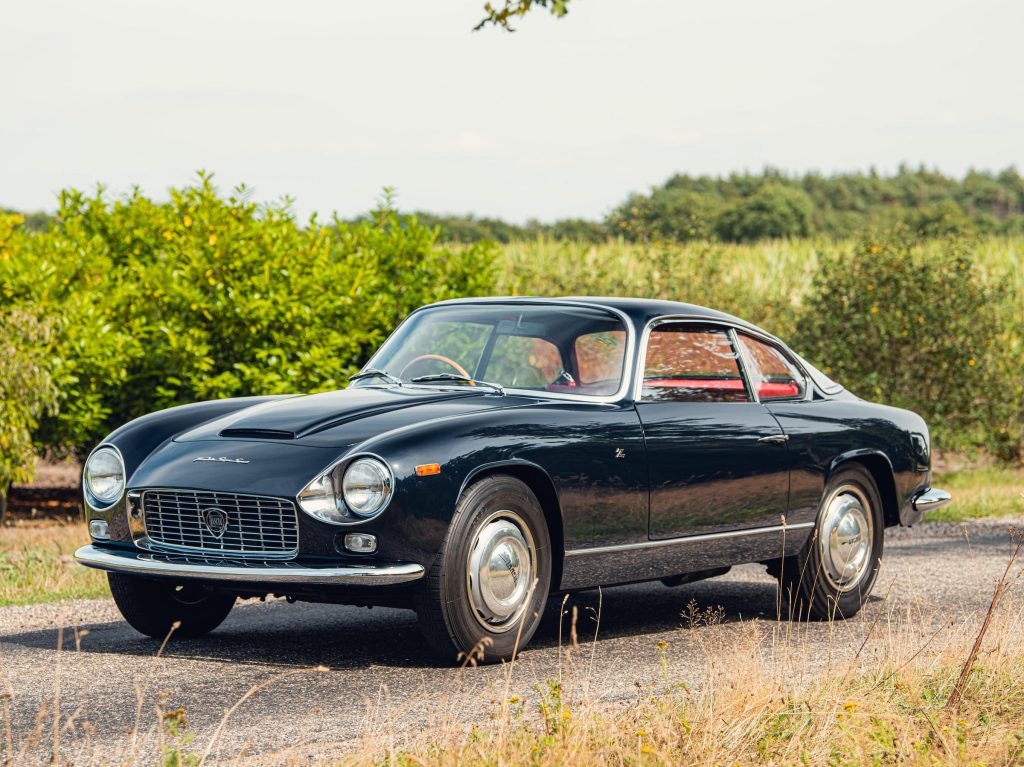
[{"xmin": 76, "ymin": 297, "xmax": 950, "ymax": 663}]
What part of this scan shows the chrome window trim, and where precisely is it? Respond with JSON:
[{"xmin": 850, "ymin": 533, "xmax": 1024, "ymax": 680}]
[
  {"xmin": 633, "ymin": 316, "xmax": 813, "ymax": 404},
  {"xmin": 564, "ymin": 521, "xmax": 815, "ymax": 558},
  {"xmin": 732, "ymin": 329, "xmax": 812, "ymax": 403},
  {"xmin": 633, "ymin": 316, "xmax": 759, "ymax": 404},
  {"xmin": 139, "ymin": 488, "xmax": 300, "ymax": 560},
  {"xmin": 359, "ymin": 300, "xmax": 637, "ymax": 405}
]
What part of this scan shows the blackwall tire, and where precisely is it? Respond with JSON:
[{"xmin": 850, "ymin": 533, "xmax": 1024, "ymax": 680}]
[
  {"xmin": 778, "ymin": 464, "xmax": 884, "ymax": 621},
  {"xmin": 108, "ymin": 573, "xmax": 236, "ymax": 639},
  {"xmin": 414, "ymin": 475, "xmax": 552, "ymax": 665}
]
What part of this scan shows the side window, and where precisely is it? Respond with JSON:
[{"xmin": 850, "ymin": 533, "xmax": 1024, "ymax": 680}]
[
  {"xmin": 737, "ymin": 334, "xmax": 806, "ymax": 401},
  {"xmin": 483, "ymin": 335, "xmax": 563, "ymax": 390},
  {"xmin": 642, "ymin": 326, "xmax": 749, "ymax": 403}
]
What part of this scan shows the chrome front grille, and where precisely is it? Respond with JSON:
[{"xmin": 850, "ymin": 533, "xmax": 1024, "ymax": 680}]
[{"xmin": 142, "ymin": 490, "xmax": 299, "ymax": 557}]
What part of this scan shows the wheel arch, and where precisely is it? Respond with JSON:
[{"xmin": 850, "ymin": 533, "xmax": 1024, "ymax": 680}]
[
  {"xmin": 827, "ymin": 449, "xmax": 900, "ymax": 528},
  {"xmin": 459, "ymin": 460, "xmax": 565, "ymax": 590}
]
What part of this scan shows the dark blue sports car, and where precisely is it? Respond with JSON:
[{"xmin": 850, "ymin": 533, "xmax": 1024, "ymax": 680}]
[{"xmin": 76, "ymin": 297, "xmax": 950, "ymax": 663}]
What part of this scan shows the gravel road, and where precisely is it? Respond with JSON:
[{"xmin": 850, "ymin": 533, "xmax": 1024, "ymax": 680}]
[{"xmin": 2, "ymin": 516, "xmax": 1022, "ymax": 765}]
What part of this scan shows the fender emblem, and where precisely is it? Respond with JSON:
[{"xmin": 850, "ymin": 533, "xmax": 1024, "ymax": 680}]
[{"xmin": 193, "ymin": 456, "xmax": 251, "ymax": 464}]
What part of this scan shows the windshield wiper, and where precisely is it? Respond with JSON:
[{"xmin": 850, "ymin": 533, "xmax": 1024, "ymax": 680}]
[
  {"xmin": 410, "ymin": 373, "xmax": 505, "ymax": 396},
  {"xmin": 348, "ymin": 368, "xmax": 403, "ymax": 386}
]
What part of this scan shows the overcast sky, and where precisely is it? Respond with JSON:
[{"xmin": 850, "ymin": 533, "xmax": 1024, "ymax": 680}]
[{"xmin": 2, "ymin": 0, "xmax": 1022, "ymax": 222}]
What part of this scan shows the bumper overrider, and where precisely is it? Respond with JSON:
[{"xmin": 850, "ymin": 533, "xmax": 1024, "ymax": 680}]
[
  {"xmin": 74, "ymin": 545, "xmax": 425, "ymax": 586},
  {"xmin": 911, "ymin": 487, "xmax": 952, "ymax": 513}
]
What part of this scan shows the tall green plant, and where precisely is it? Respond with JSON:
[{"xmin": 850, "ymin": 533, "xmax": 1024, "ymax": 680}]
[
  {"xmin": 0, "ymin": 177, "xmax": 496, "ymax": 457},
  {"xmin": 792, "ymin": 238, "xmax": 1020, "ymax": 457},
  {"xmin": 0, "ymin": 294, "xmax": 58, "ymax": 517}
]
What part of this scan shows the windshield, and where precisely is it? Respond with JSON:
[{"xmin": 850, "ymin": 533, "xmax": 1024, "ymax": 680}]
[{"xmin": 358, "ymin": 304, "xmax": 629, "ymax": 397}]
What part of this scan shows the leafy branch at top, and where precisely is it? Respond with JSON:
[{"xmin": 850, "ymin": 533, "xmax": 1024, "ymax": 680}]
[{"xmin": 476, "ymin": 0, "xmax": 572, "ymax": 31}]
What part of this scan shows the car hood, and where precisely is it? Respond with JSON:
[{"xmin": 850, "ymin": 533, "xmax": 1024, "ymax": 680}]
[{"xmin": 174, "ymin": 386, "xmax": 532, "ymax": 448}]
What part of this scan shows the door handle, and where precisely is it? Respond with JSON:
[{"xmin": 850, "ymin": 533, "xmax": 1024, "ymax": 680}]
[{"xmin": 758, "ymin": 434, "xmax": 789, "ymax": 445}]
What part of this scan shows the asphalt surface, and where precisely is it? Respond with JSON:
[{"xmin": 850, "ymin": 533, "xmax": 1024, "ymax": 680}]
[{"xmin": 2, "ymin": 515, "xmax": 1022, "ymax": 765}]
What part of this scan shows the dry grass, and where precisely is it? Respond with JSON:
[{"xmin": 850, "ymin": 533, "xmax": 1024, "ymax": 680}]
[
  {"xmin": 5, "ymin": 543, "xmax": 1024, "ymax": 767},
  {"xmin": 0, "ymin": 522, "xmax": 107, "ymax": 606}
]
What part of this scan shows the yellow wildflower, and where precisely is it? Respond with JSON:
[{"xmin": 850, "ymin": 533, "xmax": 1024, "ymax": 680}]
[
  {"xmin": 870, "ymin": 306, "xmax": 878, "ymax": 314},
  {"xmin": 162, "ymin": 230, "xmax": 173, "ymax": 240},
  {"xmin": 843, "ymin": 702, "xmax": 858, "ymax": 712},
  {"xmin": 183, "ymin": 215, "xmax": 192, "ymax": 227},
  {"xmin": 208, "ymin": 233, "xmax": 218, "ymax": 246},
  {"xmin": 968, "ymin": 359, "xmax": 976, "ymax": 366}
]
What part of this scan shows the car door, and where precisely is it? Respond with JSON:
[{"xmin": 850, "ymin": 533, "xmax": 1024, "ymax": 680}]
[
  {"xmin": 734, "ymin": 331, "xmax": 834, "ymax": 528},
  {"xmin": 635, "ymin": 321, "xmax": 791, "ymax": 539}
]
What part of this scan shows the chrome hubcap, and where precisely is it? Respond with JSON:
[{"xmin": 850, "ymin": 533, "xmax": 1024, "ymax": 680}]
[
  {"xmin": 467, "ymin": 511, "xmax": 535, "ymax": 633},
  {"xmin": 818, "ymin": 484, "xmax": 874, "ymax": 592}
]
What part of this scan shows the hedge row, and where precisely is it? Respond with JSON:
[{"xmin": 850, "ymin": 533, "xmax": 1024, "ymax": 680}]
[
  {"xmin": 0, "ymin": 177, "xmax": 495, "ymax": 499},
  {"xmin": 1, "ymin": 177, "xmax": 1020, "ymax": 504}
]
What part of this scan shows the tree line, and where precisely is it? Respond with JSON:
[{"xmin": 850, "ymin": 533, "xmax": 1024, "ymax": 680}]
[{"xmin": 9, "ymin": 166, "xmax": 1024, "ymax": 247}]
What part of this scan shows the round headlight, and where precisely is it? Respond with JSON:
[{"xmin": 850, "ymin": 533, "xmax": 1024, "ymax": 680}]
[
  {"xmin": 85, "ymin": 447, "xmax": 125, "ymax": 504},
  {"xmin": 342, "ymin": 458, "xmax": 393, "ymax": 518}
]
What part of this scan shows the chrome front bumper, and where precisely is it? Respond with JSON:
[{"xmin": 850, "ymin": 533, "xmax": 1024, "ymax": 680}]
[
  {"xmin": 912, "ymin": 487, "xmax": 952, "ymax": 513},
  {"xmin": 75, "ymin": 545, "xmax": 425, "ymax": 586}
]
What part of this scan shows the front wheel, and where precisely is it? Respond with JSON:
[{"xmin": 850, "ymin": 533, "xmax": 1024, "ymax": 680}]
[
  {"xmin": 777, "ymin": 464, "xmax": 884, "ymax": 621},
  {"xmin": 108, "ymin": 573, "xmax": 236, "ymax": 639},
  {"xmin": 415, "ymin": 475, "xmax": 552, "ymax": 664}
]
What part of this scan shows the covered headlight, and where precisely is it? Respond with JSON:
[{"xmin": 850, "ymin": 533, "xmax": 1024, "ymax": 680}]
[
  {"xmin": 297, "ymin": 471, "xmax": 347, "ymax": 524},
  {"xmin": 84, "ymin": 446, "xmax": 125, "ymax": 504},
  {"xmin": 342, "ymin": 458, "xmax": 394, "ymax": 518},
  {"xmin": 297, "ymin": 456, "xmax": 394, "ymax": 524}
]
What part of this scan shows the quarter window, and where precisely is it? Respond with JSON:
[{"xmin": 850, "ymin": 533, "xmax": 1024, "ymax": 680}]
[
  {"xmin": 642, "ymin": 327, "xmax": 749, "ymax": 403},
  {"xmin": 575, "ymin": 330, "xmax": 627, "ymax": 388},
  {"xmin": 737, "ymin": 334, "xmax": 806, "ymax": 400}
]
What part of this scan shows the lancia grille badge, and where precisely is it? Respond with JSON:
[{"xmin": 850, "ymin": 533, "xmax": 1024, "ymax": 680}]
[
  {"xmin": 193, "ymin": 456, "xmax": 251, "ymax": 464},
  {"xmin": 202, "ymin": 507, "xmax": 229, "ymax": 538}
]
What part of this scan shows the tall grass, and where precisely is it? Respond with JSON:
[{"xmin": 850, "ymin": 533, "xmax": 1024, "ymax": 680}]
[
  {"xmin": 7, "ymin": 577, "xmax": 1024, "ymax": 765},
  {"xmin": 496, "ymin": 235, "xmax": 1024, "ymax": 339}
]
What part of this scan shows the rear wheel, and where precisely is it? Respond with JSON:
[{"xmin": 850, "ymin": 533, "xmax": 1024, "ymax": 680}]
[
  {"xmin": 108, "ymin": 573, "xmax": 236, "ymax": 639},
  {"xmin": 777, "ymin": 464, "xmax": 883, "ymax": 620},
  {"xmin": 415, "ymin": 475, "xmax": 551, "ymax": 664}
]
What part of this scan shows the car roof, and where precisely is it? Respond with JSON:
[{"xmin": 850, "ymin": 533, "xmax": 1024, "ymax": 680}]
[{"xmin": 424, "ymin": 296, "xmax": 774, "ymax": 340}]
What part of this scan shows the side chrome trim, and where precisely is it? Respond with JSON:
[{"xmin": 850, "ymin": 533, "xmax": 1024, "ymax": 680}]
[
  {"xmin": 74, "ymin": 545, "xmax": 425, "ymax": 586},
  {"xmin": 563, "ymin": 522, "xmax": 815, "ymax": 558},
  {"xmin": 912, "ymin": 487, "xmax": 952, "ymax": 513}
]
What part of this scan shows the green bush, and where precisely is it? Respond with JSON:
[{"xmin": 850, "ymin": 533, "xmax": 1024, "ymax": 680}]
[
  {"xmin": 0, "ymin": 178, "xmax": 496, "ymax": 456},
  {"xmin": 792, "ymin": 237, "xmax": 1022, "ymax": 459},
  {"xmin": 0, "ymin": 233, "xmax": 58, "ymax": 513},
  {"xmin": 714, "ymin": 184, "xmax": 814, "ymax": 242}
]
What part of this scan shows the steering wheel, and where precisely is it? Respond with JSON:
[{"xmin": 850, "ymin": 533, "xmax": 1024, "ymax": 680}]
[{"xmin": 399, "ymin": 354, "xmax": 475, "ymax": 385}]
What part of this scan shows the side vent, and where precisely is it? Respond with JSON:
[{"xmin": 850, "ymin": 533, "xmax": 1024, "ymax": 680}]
[{"xmin": 220, "ymin": 428, "xmax": 296, "ymax": 440}]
